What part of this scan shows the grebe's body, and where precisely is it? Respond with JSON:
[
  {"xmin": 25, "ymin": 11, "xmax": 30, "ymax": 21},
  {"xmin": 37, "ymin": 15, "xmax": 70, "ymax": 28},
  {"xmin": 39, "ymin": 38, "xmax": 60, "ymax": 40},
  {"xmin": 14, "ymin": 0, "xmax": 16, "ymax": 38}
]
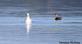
[
  {"xmin": 54, "ymin": 14, "xmax": 62, "ymax": 20},
  {"xmin": 25, "ymin": 13, "xmax": 32, "ymax": 32}
]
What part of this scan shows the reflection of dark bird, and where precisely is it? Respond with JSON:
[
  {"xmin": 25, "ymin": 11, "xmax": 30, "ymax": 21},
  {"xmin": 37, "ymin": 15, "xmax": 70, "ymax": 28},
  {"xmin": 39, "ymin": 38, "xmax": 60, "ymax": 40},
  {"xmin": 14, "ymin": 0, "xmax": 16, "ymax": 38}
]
[{"xmin": 54, "ymin": 14, "xmax": 62, "ymax": 21}]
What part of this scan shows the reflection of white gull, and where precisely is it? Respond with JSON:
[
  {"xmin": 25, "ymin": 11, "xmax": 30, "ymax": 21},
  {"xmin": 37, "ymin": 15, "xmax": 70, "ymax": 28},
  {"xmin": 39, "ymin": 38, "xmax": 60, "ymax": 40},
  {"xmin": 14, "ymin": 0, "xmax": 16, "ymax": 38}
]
[{"xmin": 25, "ymin": 13, "xmax": 32, "ymax": 32}]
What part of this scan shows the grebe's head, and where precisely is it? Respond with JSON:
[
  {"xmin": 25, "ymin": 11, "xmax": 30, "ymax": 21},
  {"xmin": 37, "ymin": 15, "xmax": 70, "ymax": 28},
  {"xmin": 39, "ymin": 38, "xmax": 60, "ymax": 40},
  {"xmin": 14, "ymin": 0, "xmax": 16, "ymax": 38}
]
[
  {"xmin": 54, "ymin": 13, "xmax": 57, "ymax": 16},
  {"xmin": 27, "ymin": 13, "xmax": 30, "ymax": 16}
]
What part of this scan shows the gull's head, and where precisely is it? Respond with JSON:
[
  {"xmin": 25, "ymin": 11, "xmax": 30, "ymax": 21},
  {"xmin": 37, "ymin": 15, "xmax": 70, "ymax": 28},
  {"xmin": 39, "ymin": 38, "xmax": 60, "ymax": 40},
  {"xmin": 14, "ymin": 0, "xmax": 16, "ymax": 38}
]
[{"xmin": 27, "ymin": 13, "xmax": 30, "ymax": 16}]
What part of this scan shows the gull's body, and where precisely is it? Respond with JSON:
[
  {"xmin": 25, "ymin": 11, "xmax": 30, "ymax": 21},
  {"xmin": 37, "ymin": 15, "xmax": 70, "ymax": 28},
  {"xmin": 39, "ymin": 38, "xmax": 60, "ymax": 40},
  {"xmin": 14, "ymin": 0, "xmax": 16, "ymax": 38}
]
[{"xmin": 25, "ymin": 13, "xmax": 32, "ymax": 32}]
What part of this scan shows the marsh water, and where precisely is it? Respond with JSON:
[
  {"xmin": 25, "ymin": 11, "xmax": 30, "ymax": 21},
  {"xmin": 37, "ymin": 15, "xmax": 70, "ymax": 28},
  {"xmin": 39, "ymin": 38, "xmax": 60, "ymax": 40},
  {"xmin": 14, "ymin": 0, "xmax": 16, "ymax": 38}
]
[
  {"xmin": 0, "ymin": 15, "xmax": 82, "ymax": 44},
  {"xmin": 0, "ymin": 0, "xmax": 82, "ymax": 44}
]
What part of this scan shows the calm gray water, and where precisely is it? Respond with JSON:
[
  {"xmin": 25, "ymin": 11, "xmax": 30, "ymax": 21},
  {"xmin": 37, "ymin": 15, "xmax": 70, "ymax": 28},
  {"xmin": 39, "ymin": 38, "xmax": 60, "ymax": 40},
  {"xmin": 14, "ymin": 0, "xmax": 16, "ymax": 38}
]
[
  {"xmin": 0, "ymin": 15, "xmax": 82, "ymax": 44},
  {"xmin": 0, "ymin": 0, "xmax": 82, "ymax": 44}
]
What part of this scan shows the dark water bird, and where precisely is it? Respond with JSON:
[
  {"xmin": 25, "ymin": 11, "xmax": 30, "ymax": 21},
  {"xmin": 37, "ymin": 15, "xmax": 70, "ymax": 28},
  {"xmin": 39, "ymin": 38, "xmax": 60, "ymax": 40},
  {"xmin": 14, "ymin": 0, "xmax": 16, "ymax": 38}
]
[{"xmin": 54, "ymin": 13, "xmax": 62, "ymax": 21}]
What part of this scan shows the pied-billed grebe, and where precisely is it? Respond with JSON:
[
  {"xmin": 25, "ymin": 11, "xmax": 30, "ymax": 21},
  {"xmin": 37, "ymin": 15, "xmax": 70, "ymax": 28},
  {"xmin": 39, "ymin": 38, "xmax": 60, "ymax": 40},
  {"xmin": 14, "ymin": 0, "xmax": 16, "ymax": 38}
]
[{"xmin": 54, "ymin": 14, "xmax": 62, "ymax": 20}]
